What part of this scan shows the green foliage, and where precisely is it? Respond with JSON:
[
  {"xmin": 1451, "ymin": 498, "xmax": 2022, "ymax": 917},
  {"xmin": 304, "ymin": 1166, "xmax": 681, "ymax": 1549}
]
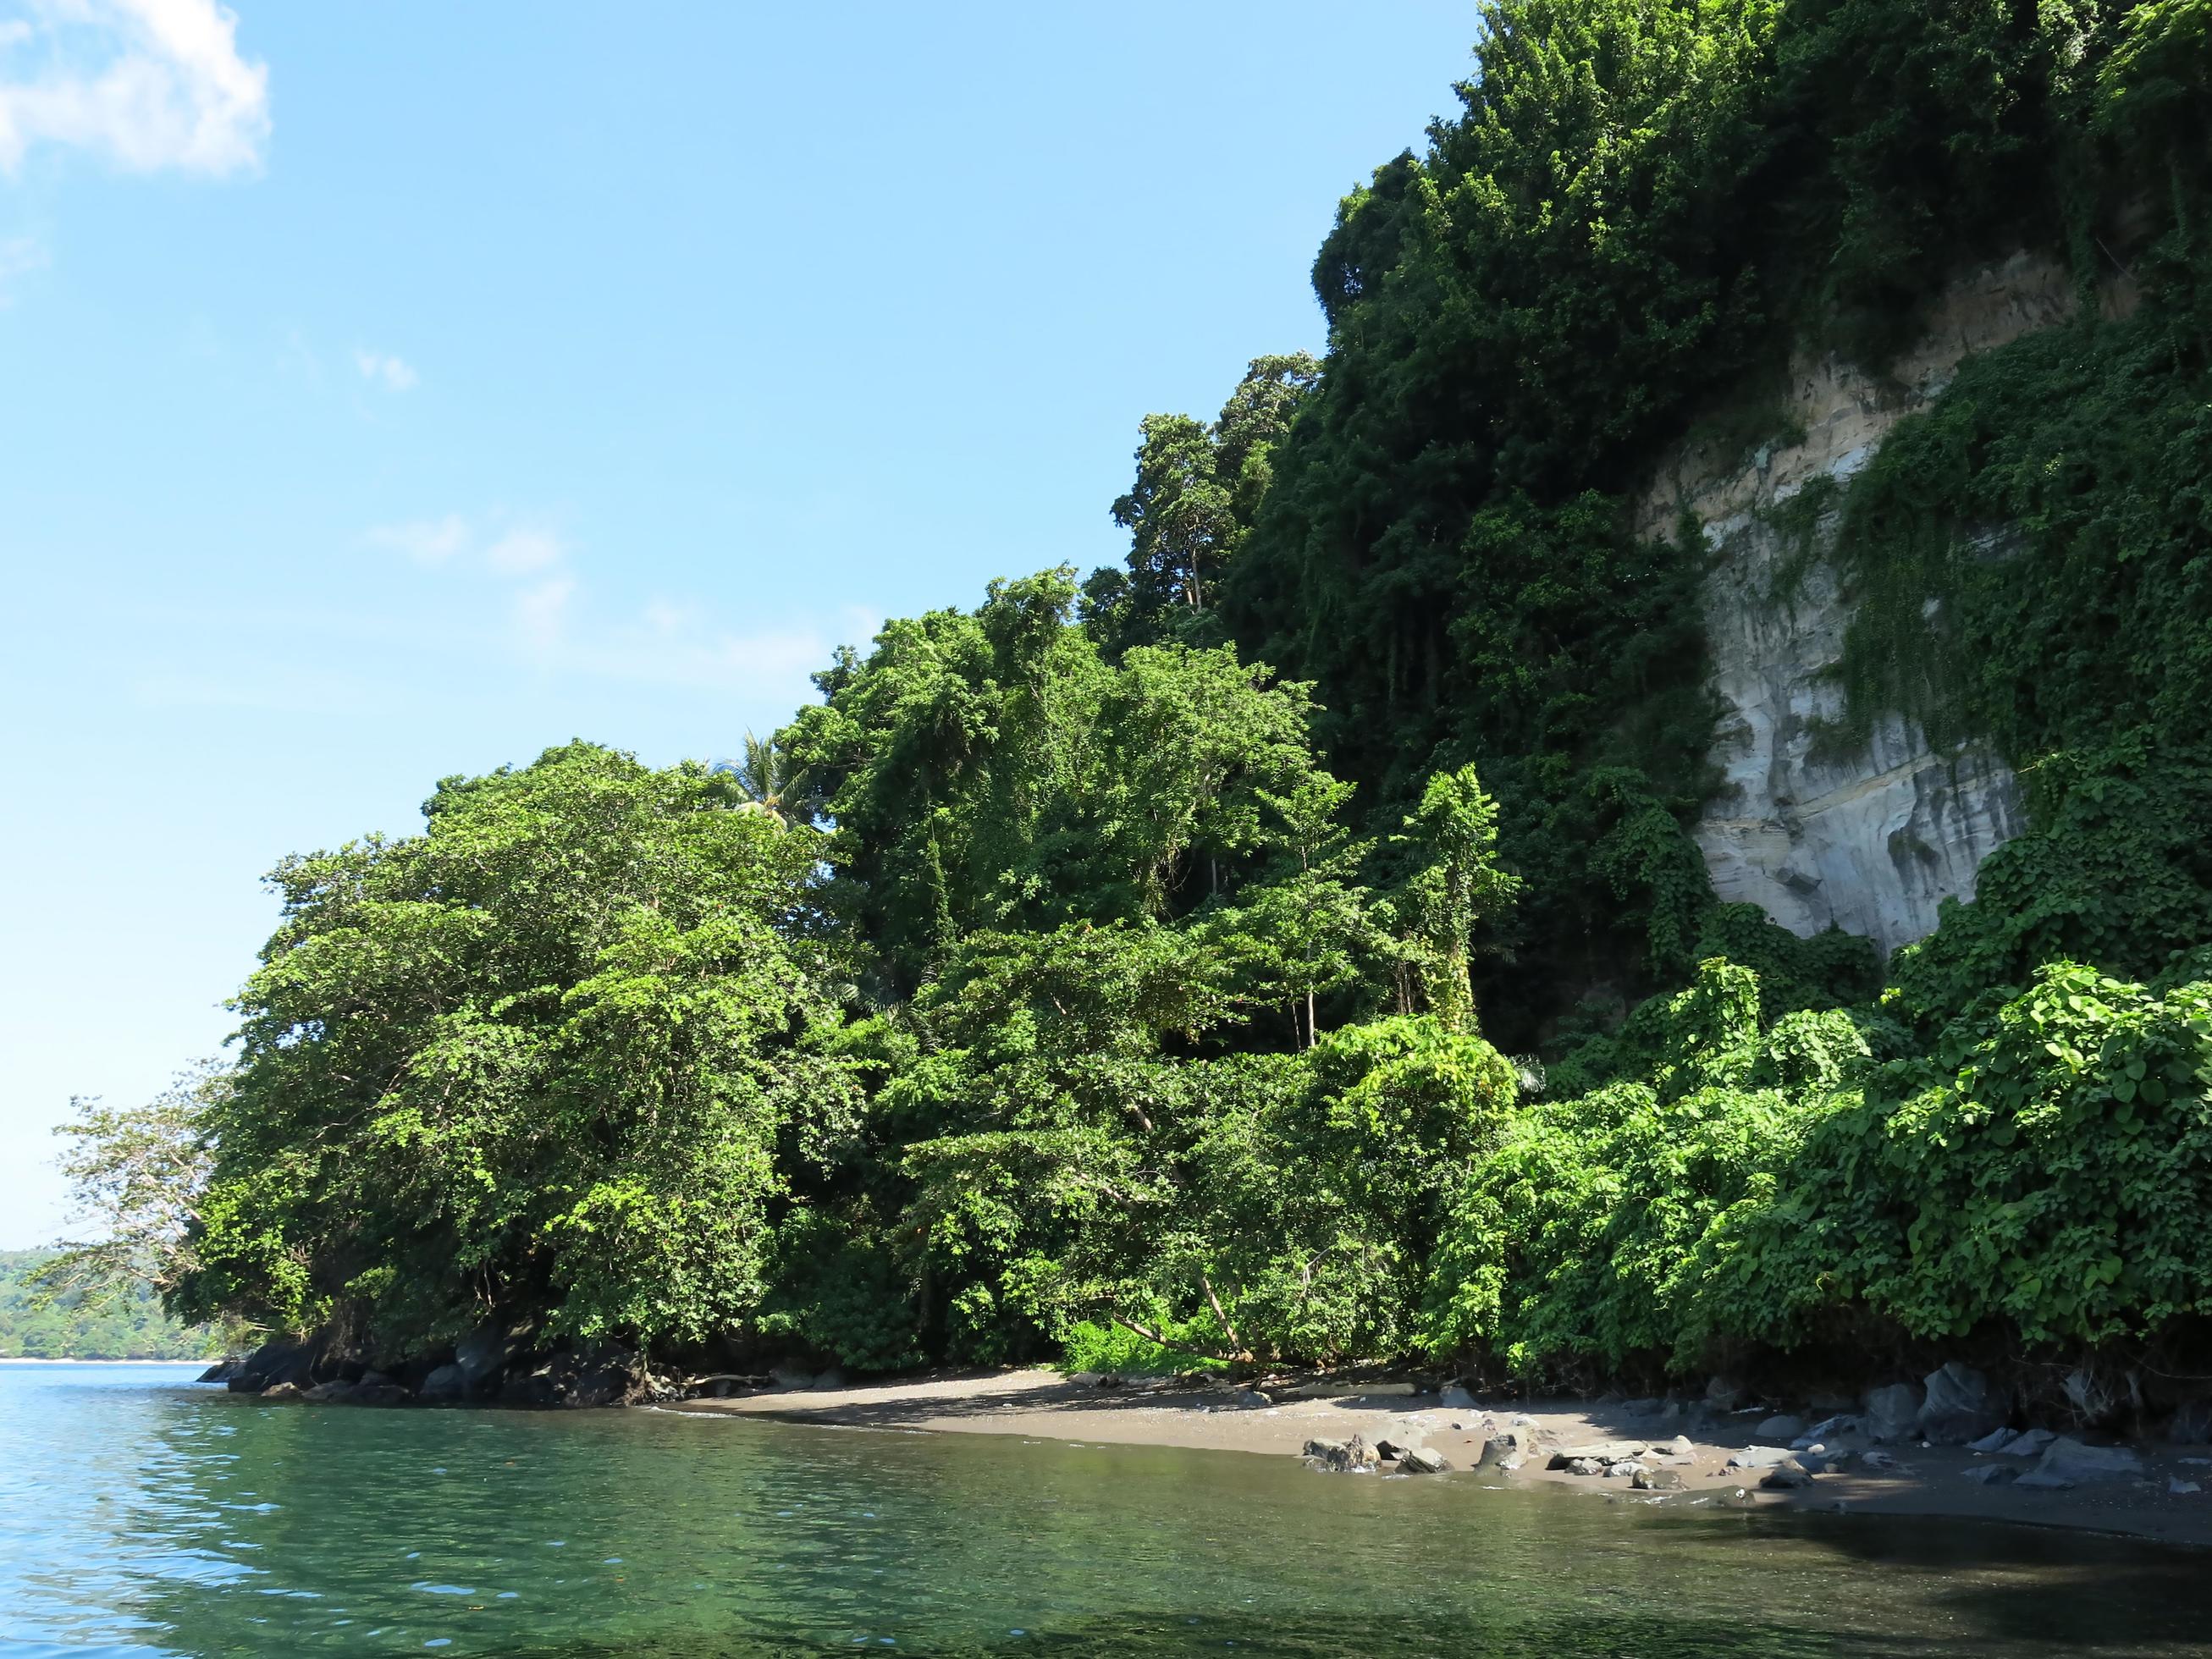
[
  {"xmin": 781, "ymin": 570, "xmax": 1330, "ymax": 997},
  {"xmin": 0, "ymin": 1250, "xmax": 221, "ymax": 1360},
  {"xmin": 1057, "ymin": 1316, "xmax": 1230, "ymax": 1378},
  {"xmin": 1082, "ymin": 355, "xmax": 1319, "ymax": 659},
  {"xmin": 174, "ymin": 741, "xmax": 863, "ymax": 1358},
  {"xmin": 1426, "ymin": 956, "xmax": 2212, "ymax": 1375},
  {"xmin": 75, "ymin": 3, "xmax": 2212, "ymax": 1395}
]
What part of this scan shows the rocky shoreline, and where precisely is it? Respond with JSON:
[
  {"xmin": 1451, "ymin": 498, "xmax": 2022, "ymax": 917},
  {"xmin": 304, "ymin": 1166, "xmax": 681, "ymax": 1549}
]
[{"xmin": 207, "ymin": 1339, "xmax": 2212, "ymax": 1546}]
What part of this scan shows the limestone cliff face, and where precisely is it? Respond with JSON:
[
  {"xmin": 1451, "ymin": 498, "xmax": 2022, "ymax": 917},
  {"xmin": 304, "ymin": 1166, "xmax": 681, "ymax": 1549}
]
[{"xmin": 1637, "ymin": 253, "xmax": 2091, "ymax": 956}]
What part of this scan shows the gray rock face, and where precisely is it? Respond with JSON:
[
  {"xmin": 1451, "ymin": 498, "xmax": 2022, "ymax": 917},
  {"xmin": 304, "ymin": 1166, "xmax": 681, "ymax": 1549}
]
[
  {"xmin": 499, "ymin": 1344, "xmax": 638, "ymax": 1409},
  {"xmin": 1564, "ymin": 1458, "xmax": 1606, "ymax": 1476},
  {"xmin": 1635, "ymin": 255, "xmax": 2086, "ymax": 952},
  {"xmin": 1757, "ymin": 1414, "xmax": 1807, "ymax": 1442},
  {"xmin": 1864, "ymin": 1383, "xmax": 1925, "ymax": 1444},
  {"xmin": 1920, "ymin": 1363, "xmax": 2004, "ymax": 1446},
  {"xmin": 1398, "ymin": 1446, "xmax": 1452, "ymax": 1475},
  {"xmin": 1760, "ymin": 1460, "xmax": 1816, "ymax": 1490},
  {"xmin": 1633, "ymin": 1468, "xmax": 1685, "ymax": 1491},
  {"xmin": 419, "ymin": 1364, "xmax": 466, "ymax": 1401}
]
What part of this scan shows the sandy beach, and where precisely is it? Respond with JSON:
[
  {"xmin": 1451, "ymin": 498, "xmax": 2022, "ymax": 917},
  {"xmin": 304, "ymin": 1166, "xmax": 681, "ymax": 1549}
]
[{"xmin": 670, "ymin": 1367, "xmax": 2212, "ymax": 1548}]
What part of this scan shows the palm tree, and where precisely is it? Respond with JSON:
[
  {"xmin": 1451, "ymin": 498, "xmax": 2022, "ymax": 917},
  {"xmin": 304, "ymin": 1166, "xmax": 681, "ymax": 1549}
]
[{"xmin": 726, "ymin": 730, "xmax": 792, "ymax": 825}]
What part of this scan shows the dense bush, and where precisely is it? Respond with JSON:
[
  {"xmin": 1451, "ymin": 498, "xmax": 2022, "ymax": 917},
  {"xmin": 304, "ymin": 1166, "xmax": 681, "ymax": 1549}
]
[{"xmin": 1425, "ymin": 957, "xmax": 2212, "ymax": 1378}]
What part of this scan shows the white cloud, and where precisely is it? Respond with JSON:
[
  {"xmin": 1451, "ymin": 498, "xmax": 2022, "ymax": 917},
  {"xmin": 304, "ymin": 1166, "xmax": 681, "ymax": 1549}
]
[
  {"xmin": 362, "ymin": 509, "xmax": 870, "ymax": 697},
  {"xmin": 485, "ymin": 527, "xmax": 562, "ymax": 576},
  {"xmin": 514, "ymin": 575, "xmax": 575, "ymax": 653},
  {"xmin": 352, "ymin": 347, "xmax": 417, "ymax": 393},
  {"xmin": 0, "ymin": 234, "xmax": 47, "ymax": 305},
  {"xmin": 0, "ymin": 0, "xmax": 270, "ymax": 176},
  {"xmin": 366, "ymin": 513, "xmax": 471, "ymax": 565}
]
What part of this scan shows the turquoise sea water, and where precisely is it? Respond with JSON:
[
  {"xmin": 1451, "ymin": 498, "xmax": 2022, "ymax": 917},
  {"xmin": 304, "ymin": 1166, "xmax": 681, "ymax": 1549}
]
[{"xmin": 6, "ymin": 1362, "xmax": 2212, "ymax": 1658}]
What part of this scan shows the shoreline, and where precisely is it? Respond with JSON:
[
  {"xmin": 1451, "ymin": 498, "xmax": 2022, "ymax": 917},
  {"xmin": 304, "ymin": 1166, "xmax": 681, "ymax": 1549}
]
[
  {"xmin": 669, "ymin": 1366, "xmax": 2212, "ymax": 1550},
  {"xmin": 0, "ymin": 1356, "xmax": 212, "ymax": 1365}
]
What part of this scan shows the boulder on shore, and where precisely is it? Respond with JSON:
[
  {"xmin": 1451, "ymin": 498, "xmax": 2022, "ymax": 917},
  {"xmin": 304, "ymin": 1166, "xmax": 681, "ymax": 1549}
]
[
  {"xmin": 1863, "ymin": 1382, "xmax": 1924, "ymax": 1444},
  {"xmin": 1919, "ymin": 1362, "xmax": 2003, "ymax": 1446},
  {"xmin": 1756, "ymin": 1414, "xmax": 1806, "ymax": 1442},
  {"xmin": 1725, "ymin": 1446, "xmax": 1800, "ymax": 1470},
  {"xmin": 1547, "ymin": 1441, "xmax": 1648, "ymax": 1469},
  {"xmin": 2016, "ymin": 1437, "xmax": 2144, "ymax": 1491},
  {"xmin": 1302, "ymin": 1436, "xmax": 1378, "ymax": 1473},
  {"xmin": 419, "ymin": 1364, "xmax": 466, "ymax": 1402},
  {"xmin": 2169, "ymin": 1402, "xmax": 2212, "ymax": 1445}
]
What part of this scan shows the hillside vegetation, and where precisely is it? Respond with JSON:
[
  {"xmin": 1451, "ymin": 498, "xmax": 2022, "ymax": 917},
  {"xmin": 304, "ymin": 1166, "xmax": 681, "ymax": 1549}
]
[
  {"xmin": 0, "ymin": 1251, "xmax": 218, "ymax": 1361},
  {"xmin": 51, "ymin": 0, "xmax": 2212, "ymax": 1411}
]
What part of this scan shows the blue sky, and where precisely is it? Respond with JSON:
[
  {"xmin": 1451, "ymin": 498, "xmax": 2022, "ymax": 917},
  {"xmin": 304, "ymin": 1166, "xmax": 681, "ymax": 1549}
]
[{"xmin": 0, "ymin": 1, "xmax": 1476, "ymax": 1247}]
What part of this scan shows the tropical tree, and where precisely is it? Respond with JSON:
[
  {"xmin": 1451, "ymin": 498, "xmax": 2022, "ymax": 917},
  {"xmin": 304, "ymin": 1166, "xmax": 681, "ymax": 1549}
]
[{"xmin": 171, "ymin": 741, "xmax": 863, "ymax": 1359}]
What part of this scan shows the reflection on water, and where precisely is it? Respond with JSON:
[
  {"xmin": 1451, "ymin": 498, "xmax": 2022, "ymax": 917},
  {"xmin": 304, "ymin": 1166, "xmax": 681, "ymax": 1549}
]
[{"xmin": 4, "ymin": 1362, "xmax": 2210, "ymax": 1657}]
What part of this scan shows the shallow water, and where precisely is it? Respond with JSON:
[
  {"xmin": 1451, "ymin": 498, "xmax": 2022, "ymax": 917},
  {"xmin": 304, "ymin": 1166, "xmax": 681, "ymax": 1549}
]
[{"xmin": 5, "ymin": 1363, "xmax": 2210, "ymax": 1657}]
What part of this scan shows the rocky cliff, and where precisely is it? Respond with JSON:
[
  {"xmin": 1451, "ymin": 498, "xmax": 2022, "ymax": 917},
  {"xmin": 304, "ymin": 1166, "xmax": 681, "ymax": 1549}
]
[{"xmin": 1637, "ymin": 253, "xmax": 2107, "ymax": 956}]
